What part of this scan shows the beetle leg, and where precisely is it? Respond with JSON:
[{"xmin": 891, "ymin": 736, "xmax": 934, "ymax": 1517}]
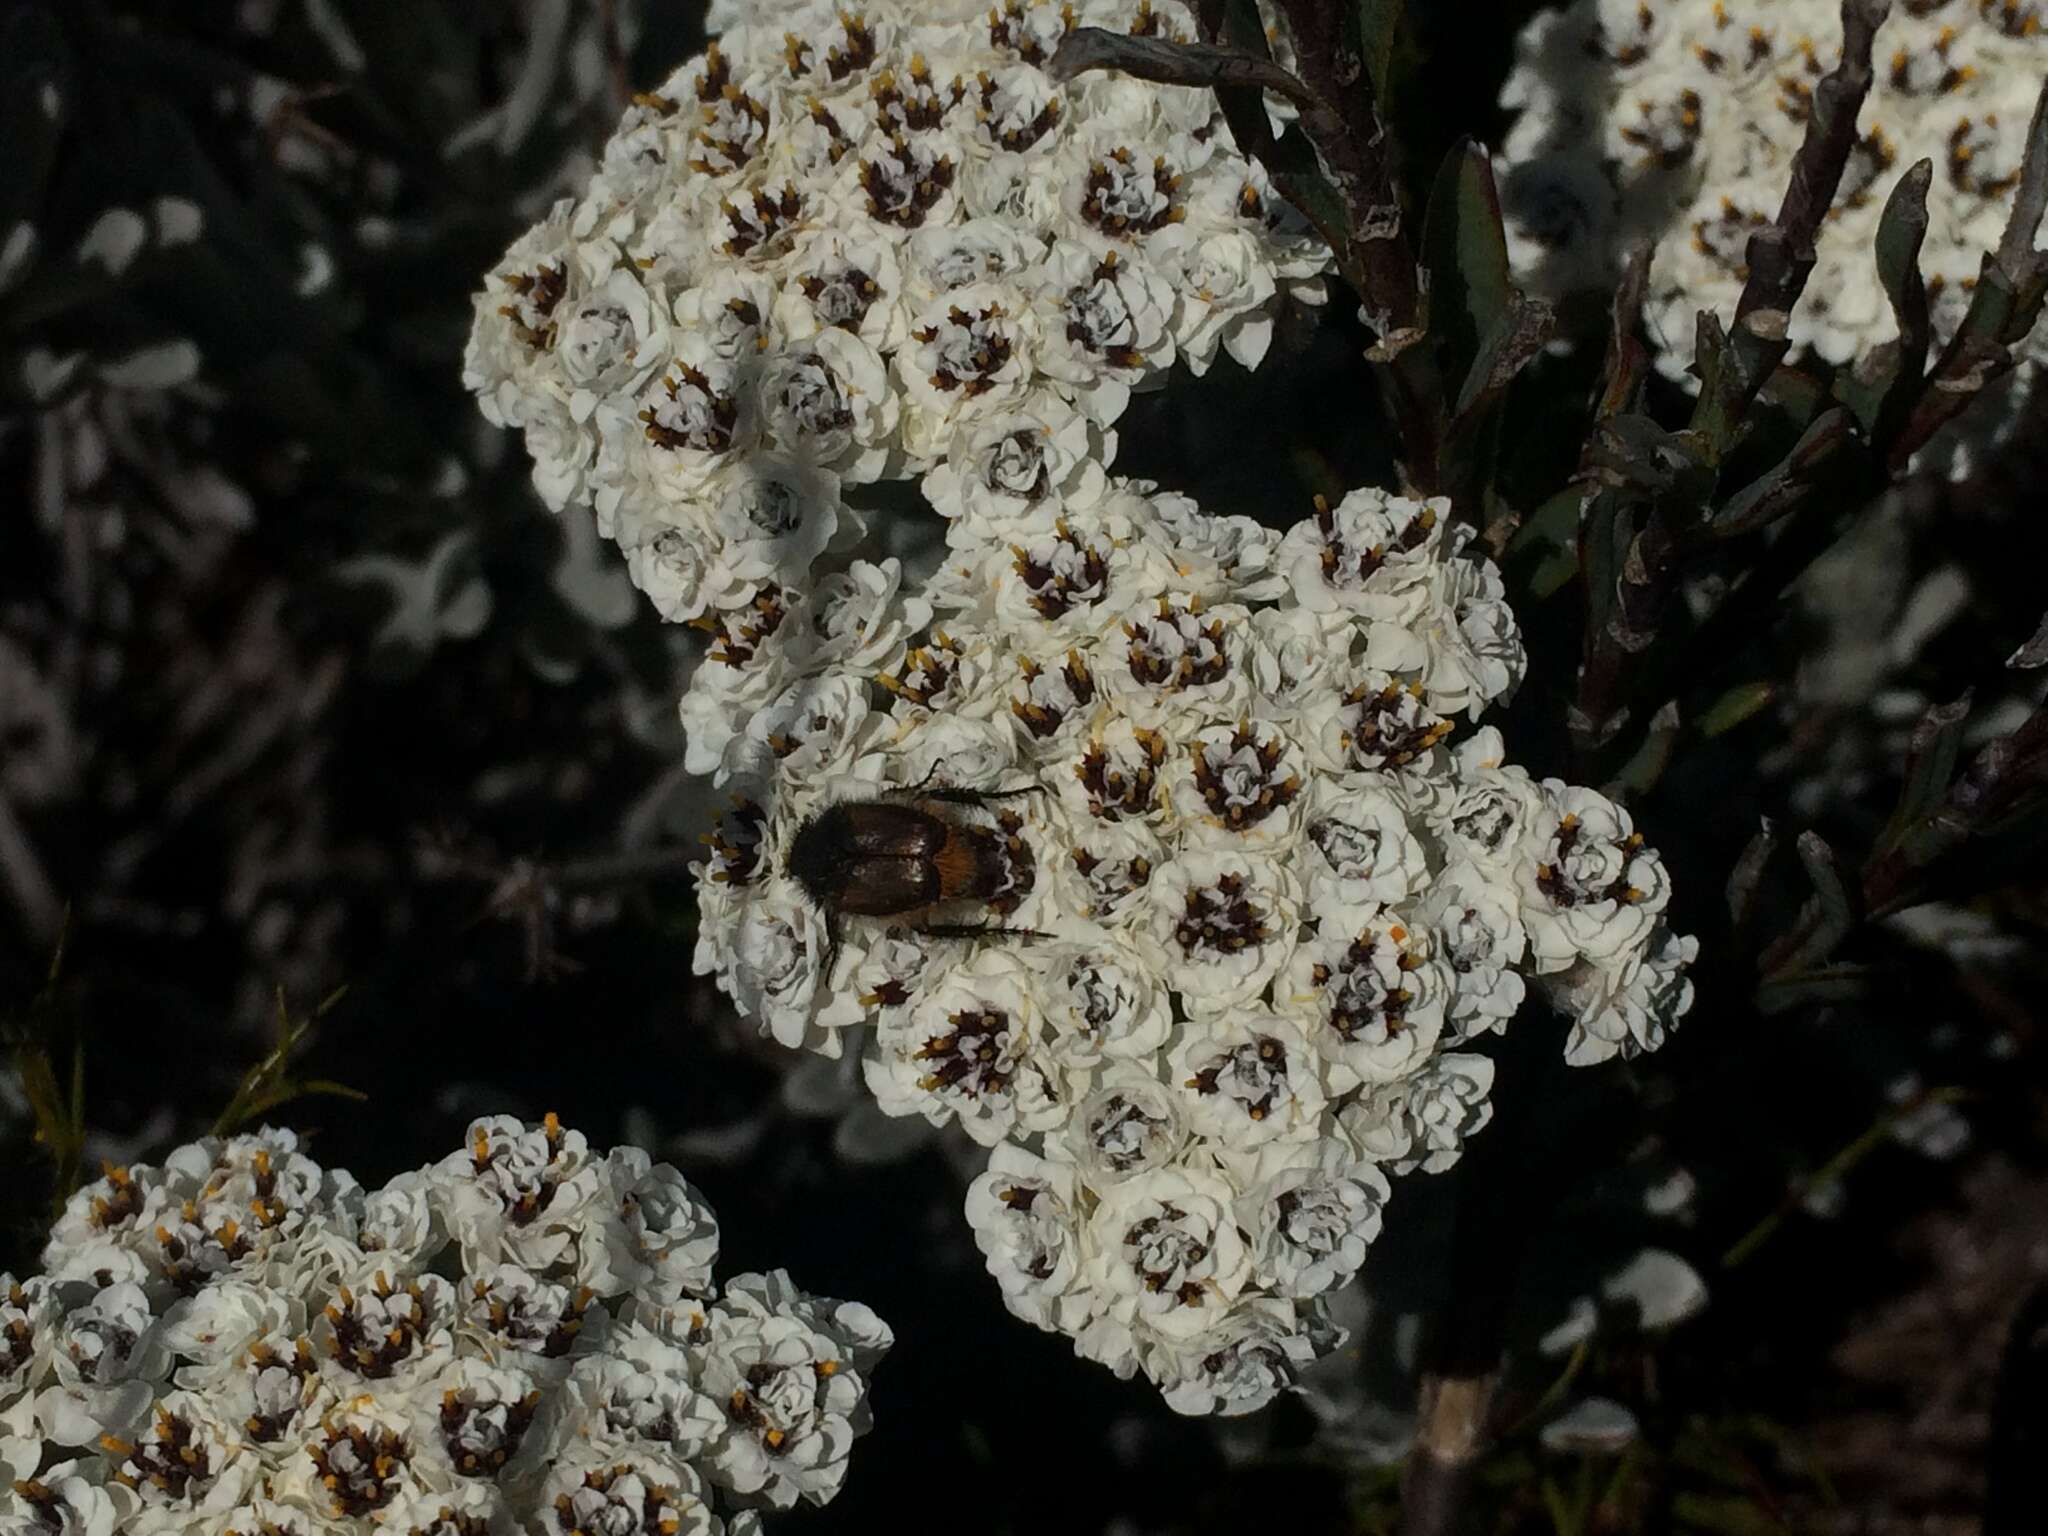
[
  {"xmin": 824, "ymin": 909, "xmax": 845, "ymax": 980},
  {"xmin": 911, "ymin": 783, "xmax": 1047, "ymax": 806},
  {"xmin": 914, "ymin": 921, "xmax": 1053, "ymax": 942}
]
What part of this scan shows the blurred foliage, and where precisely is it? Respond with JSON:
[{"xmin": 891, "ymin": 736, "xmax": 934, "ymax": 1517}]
[{"xmin": 2, "ymin": 2, "xmax": 2047, "ymax": 1534}]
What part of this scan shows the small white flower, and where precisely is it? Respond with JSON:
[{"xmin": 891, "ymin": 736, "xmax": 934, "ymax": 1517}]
[
  {"xmin": 848, "ymin": 130, "xmax": 964, "ymax": 236},
  {"xmin": 1364, "ymin": 551, "xmax": 1527, "ymax": 718},
  {"xmin": 158, "ymin": 1281, "xmax": 289, "ymax": 1384},
  {"xmin": 550, "ymin": 1318, "xmax": 722, "ymax": 1464},
  {"xmin": 900, "ymin": 216, "xmax": 1046, "ymax": 304},
  {"xmin": 1239, "ymin": 1143, "xmax": 1392, "ymax": 1300},
  {"xmin": 44, "ymin": 1164, "xmax": 177, "ymax": 1274},
  {"xmin": 1422, "ymin": 864, "xmax": 1530, "ymax": 1041},
  {"xmin": 730, "ymin": 671, "xmax": 875, "ymax": 784},
  {"xmin": 310, "ymin": 1268, "xmax": 457, "ymax": 1391},
  {"xmin": 1054, "ymin": 815, "xmax": 1166, "ymax": 925},
  {"xmin": 673, "ymin": 268, "xmax": 778, "ymax": 364},
  {"xmin": 1280, "ymin": 489, "xmax": 1451, "ymax": 624},
  {"xmin": 798, "ymin": 558, "xmax": 934, "ymax": 674},
  {"xmin": 1433, "ymin": 728, "xmax": 1548, "ymax": 874},
  {"xmin": 1029, "ymin": 240, "xmax": 1176, "ymax": 424},
  {"xmin": 964, "ymin": 1143, "xmax": 1094, "ymax": 1333},
  {"xmin": 1309, "ymin": 671, "xmax": 1452, "ymax": 775},
  {"xmin": 920, "ymin": 398, "xmax": 1111, "ymax": 535},
  {"xmin": 1137, "ymin": 849, "xmax": 1298, "ymax": 1015},
  {"xmin": 705, "ymin": 453, "xmax": 848, "ymax": 585},
  {"xmin": 1147, "ymin": 221, "xmax": 1280, "ymax": 374},
  {"xmin": 1166, "ymin": 719, "xmax": 1309, "ymax": 852},
  {"xmin": 1299, "ymin": 775, "xmax": 1428, "ymax": 912},
  {"xmin": 0, "ymin": 1460, "xmax": 135, "ymax": 1536},
  {"xmin": 99, "ymin": 1389, "xmax": 257, "ymax": 1533},
  {"xmin": 614, "ymin": 334, "xmax": 758, "ymax": 495},
  {"xmin": 356, "ymin": 1169, "xmax": 446, "ymax": 1270},
  {"xmin": 723, "ymin": 887, "xmax": 834, "ymax": 1052},
  {"xmin": 1341, "ymin": 1052, "xmax": 1496, "ymax": 1175},
  {"xmin": 1032, "ymin": 943, "xmax": 1173, "ymax": 1075},
  {"xmin": 1241, "ymin": 606, "xmax": 1350, "ymax": 726},
  {"xmin": 536, "ymin": 1449, "xmax": 721, "ymax": 1536},
  {"xmin": 1059, "ymin": 1070, "xmax": 1188, "ymax": 1186},
  {"xmin": 1519, "ymin": 784, "xmax": 1671, "ymax": 970},
  {"xmin": 1150, "ymin": 1298, "xmax": 1341, "ymax": 1418},
  {"xmin": 868, "ymin": 951, "xmax": 1062, "ymax": 1146},
  {"xmin": 694, "ymin": 1274, "xmax": 880, "ymax": 1508},
  {"xmin": 1170, "ymin": 1010, "xmax": 1325, "ymax": 1151},
  {"xmin": 1006, "ymin": 646, "xmax": 1104, "ymax": 760},
  {"xmin": 760, "ymin": 328, "xmax": 899, "ymax": 480},
  {"xmin": 1543, "ymin": 922, "xmax": 1698, "ymax": 1066},
  {"xmin": 432, "ymin": 1114, "xmax": 612, "ymax": 1278},
  {"xmin": 206, "ymin": 1328, "xmax": 329, "ymax": 1461},
  {"xmin": 39, "ymin": 1281, "xmax": 167, "ymax": 1447},
  {"xmin": 897, "ymin": 281, "xmax": 1041, "ymax": 452},
  {"xmin": 581, "ymin": 1148, "xmax": 721, "ymax": 1306},
  {"xmin": 1285, "ymin": 917, "xmax": 1451, "ymax": 1091},
  {"xmin": 1058, "ymin": 128, "xmax": 1203, "ymax": 246},
  {"xmin": 1082, "ymin": 1165, "xmax": 1251, "ymax": 1348},
  {"xmin": 1094, "ymin": 592, "xmax": 1250, "ymax": 726},
  {"xmin": 555, "ymin": 266, "xmax": 671, "ymax": 411},
  {"xmin": 422, "ymin": 1355, "xmax": 544, "ymax": 1482},
  {"xmin": 617, "ymin": 513, "xmax": 739, "ymax": 625},
  {"xmin": 456, "ymin": 1262, "xmax": 607, "ymax": 1377},
  {"xmin": 888, "ymin": 712, "xmax": 1026, "ymax": 797},
  {"xmin": 774, "ymin": 225, "xmax": 908, "ymax": 349}
]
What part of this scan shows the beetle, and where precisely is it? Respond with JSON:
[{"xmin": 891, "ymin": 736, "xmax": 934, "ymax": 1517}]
[{"xmin": 784, "ymin": 784, "xmax": 1044, "ymax": 959}]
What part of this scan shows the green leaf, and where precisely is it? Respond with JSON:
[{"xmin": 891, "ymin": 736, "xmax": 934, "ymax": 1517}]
[
  {"xmin": 1877, "ymin": 692, "xmax": 1972, "ymax": 856},
  {"xmin": 1873, "ymin": 159, "xmax": 1932, "ymax": 360},
  {"xmin": 1504, "ymin": 486, "xmax": 1583, "ymax": 599},
  {"xmin": 1725, "ymin": 817, "xmax": 1779, "ymax": 931},
  {"xmin": 1755, "ymin": 963, "xmax": 1874, "ymax": 1016},
  {"xmin": 1452, "ymin": 293, "xmax": 1555, "ymax": 421},
  {"xmin": 1710, "ymin": 408, "xmax": 1852, "ymax": 540},
  {"xmin": 1837, "ymin": 162, "xmax": 1932, "ymax": 434},
  {"xmin": 1420, "ymin": 139, "xmax": 1513, "ymax": 411},
  {"xmin": 1352, "ymin": 0, "xmax": 1408, "ymax": 102},
  {"xmin": 1604, "ymin": 700, "xmax": 1681, "ymax": 800},
  {"xmin": 1699, "ymin": 681, "xmax": 1777, "ymax": 738}
]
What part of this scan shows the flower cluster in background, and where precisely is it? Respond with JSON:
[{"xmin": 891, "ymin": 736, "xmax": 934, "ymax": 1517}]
[
  {"xmin": 1495, "ymin": 0, "xmax": 2048, "ymax": 379},
  {"xmin": 0, "ymin": 1119, "xmax": 889, "ymax": 1534},
  {"xmin": 688, "ymin": 480, "xmax": 1697, "ymax": 1414},
  {"xmin": 462, "ymin": 0, "xmax": 1328, "ymax": 625}
]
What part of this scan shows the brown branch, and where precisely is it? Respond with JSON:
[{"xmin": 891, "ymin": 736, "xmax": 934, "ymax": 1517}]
[
  {"xmin": 1863, "ymin": 697, "xmax": 2048, "ymax": 917},
  {"xmin": 1760, "ymin": 695, "xmax": 2048, "ymax": 988},
  {"xmin": 1994, "ymin": 79, "xmax": 2048, "ymax": 286},
  {"xmin": 1049, "ymin": 27, "xmax": 1324, "ymax": 114},
  {"xmin": 1049, "ymin": 12, "xmax": 1441, "ymax": 488},
  {"xmin": 1048, "ymin": 21, "xmax": 1417, "ymax": 345},
  {"xmin": 1570, "ymin": 0, "xmax": 1887, "ymax": 755},
  {"xmin": 1268, "ymin": 0, "xmax": 1420, "ymax": 348},
  {"xmin": 1401, "ymin": 1375, "xmax": 1492, "ymax": 1536},
  {"xmin": 1887, "ymin": 77, "xmax": 2048, "ymax": 469}
]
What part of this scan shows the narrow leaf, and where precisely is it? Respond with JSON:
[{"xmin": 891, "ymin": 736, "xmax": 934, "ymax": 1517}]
[
  {"xmin": 1878, "ymin": 692, "xmax": 1973, "ymax": 856},
  {"xmin": 1726, "ymin": 817, "xmax": 1778, "ymax": 931},
  {"xmin": 1699, "ymin": 681, "xmax": 1777, "ymax": 739},
  {"xmin": 1420, "ymin": 140, "xmax": 1513, "ymax": 406}
]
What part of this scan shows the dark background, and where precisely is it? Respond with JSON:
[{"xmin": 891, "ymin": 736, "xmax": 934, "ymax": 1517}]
[{"xmin": 4, "ymin": 2, "xmax": 2045, "ymax": 1531}]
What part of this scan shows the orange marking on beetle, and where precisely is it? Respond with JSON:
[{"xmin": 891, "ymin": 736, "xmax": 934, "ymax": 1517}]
[{"xmin": 933, "ymin": 824, "xmax": 984, "ymax": 902}]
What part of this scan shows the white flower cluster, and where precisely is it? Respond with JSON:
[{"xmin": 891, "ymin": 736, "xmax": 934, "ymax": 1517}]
[
  {"xmin": 1496, "ymin": 0, "xmax": 2048, "ymax": 377},
  {"xmin": 689, "ymin": 478, "xmax": 1697, "ymax": 1414},
  {"xmin": 462, "ymin": 0, "xmax": 1327, "ymax": 625},
  {"xmin": 0, "ymin": 1118, "xmax": 889, "ymax": 1535}
]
